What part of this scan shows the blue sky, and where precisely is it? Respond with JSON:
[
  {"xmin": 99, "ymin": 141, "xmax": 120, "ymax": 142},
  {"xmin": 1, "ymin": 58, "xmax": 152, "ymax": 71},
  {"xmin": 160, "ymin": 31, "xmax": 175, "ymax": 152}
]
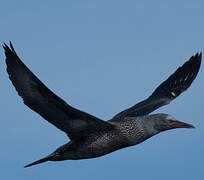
[{"xmin": 1, "ymin": 0, "xmax": 204, "ymax": 179}]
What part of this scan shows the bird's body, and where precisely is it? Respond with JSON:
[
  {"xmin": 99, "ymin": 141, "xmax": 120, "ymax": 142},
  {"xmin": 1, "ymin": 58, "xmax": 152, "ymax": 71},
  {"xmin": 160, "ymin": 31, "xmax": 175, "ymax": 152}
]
[
  {"xmin": 3, "ymin": 42, "xmax": 201, "ymax": 167},
  {"xmin": 31, "ymin": 114, "xmax": 173, "ymax": 164},
  {"xmin": 52, "ymin": 114, "xmax": 190, "ymax": 161},
  {"xmin": 52, "ymin": 115, "xmax": 150, "ymax": 160}
]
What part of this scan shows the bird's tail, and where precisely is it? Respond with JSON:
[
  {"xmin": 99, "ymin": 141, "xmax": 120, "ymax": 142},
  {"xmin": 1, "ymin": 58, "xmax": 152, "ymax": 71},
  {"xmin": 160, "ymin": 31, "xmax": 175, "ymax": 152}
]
[{"xmin": 24, "ymin": 156, "xmax": 50, "ymax": 168}]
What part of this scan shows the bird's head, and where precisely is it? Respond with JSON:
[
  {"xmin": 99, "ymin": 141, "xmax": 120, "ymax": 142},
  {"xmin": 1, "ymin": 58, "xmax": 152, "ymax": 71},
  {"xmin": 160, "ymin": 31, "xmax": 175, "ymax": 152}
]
[{"xmin": 153, "ymin": 114, "xmax": 195, "ymax": 132}]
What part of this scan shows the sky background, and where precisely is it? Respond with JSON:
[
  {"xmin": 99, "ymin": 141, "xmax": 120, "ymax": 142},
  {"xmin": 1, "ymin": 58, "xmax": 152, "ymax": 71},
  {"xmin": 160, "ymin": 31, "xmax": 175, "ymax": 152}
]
[{"xmin": 1, "ymin": 0, "xmax": 204, "ymax": 179}]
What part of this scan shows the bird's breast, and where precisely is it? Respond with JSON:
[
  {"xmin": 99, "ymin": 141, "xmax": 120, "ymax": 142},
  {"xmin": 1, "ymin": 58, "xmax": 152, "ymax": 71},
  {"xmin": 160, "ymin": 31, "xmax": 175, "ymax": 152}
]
[{"xmin": 111, "ymin": 118, "xmax": 147, "ymax": 146}]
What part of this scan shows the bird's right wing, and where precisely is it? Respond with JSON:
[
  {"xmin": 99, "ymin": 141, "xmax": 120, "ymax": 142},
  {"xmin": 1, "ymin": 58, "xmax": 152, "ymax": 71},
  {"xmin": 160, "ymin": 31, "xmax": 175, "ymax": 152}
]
[
  {"xmin": 3, "ymin": 42, "xmax": 114, "ymax": 140},
  {"xmin": 111, "ymin": 53, "xmax": 202, "ymax": 121}
]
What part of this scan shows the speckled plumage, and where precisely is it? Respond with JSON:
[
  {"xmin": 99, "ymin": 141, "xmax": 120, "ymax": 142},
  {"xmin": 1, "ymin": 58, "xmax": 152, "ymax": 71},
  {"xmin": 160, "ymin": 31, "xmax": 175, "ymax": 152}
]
[{"xmin": 3, "ymin": 42, "xmax": 201, "ymax": 167}]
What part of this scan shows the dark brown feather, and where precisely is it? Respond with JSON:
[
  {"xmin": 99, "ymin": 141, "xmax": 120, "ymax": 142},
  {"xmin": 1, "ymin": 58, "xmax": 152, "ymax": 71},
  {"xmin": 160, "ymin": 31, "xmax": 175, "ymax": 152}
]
[
  {"xmin": 3, "ymin": 42, "xmax": 114, "ymax": 140},
  {"xmin": 112, "ymin": 53, "xmax": 202, "ymax": 120}
]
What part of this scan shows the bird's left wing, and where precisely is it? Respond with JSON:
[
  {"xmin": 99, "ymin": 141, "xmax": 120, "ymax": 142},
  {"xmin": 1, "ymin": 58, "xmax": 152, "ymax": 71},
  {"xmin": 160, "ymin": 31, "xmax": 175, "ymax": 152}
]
[
  {"xmin": 3, "ymin": 42, "xmax": 114, "ymax": 140},
  {"xmin": 111, "ymin": 53, "xmax": 202, "ymax": 121}
]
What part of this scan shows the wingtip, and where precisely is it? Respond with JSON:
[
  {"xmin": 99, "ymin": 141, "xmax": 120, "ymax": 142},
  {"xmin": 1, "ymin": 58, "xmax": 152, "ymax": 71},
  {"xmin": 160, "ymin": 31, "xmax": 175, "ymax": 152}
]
[
  {"xmin": 9, "ymin": 41, "xmax": 14, "ymax": 51},
  {"xmin": 2, "ymin": 42, "xmax": 8, "ymax": 50},
  {"xmin": 2, "ymin": 41, "xmax": 13, "ymax": 47},
  {"xmin": 9, "ymin": 41, "xmax": 17, "ymax": 54},
  {"xmin": 188, "ymin": 52, "xmax": 202, "ymax": 69},
  {"xmin": 198, "ymin": 52, "xmax": 202, "ymax": 59},
  {"xmin": 196, "ymin": 52, "xmax": 202, "ymax": 67},
  {"xmin": 194, "ymin": 52, "xmax": 202, "ymax": 60},
  {"xmin": 2, "ymin": 41, "xmax": 17, "ymax": 55}
]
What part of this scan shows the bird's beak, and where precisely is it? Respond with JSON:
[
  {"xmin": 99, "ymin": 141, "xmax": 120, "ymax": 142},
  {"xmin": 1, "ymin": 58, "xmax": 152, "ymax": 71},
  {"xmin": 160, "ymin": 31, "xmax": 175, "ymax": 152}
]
[{"xmin": 171, "ymin": 120, "xmax": 195, "ymax": 129}]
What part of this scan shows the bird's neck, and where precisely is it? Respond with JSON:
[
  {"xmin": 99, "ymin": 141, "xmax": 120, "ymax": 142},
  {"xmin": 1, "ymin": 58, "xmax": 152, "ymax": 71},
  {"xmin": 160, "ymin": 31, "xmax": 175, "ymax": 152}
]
[
  {"xmin": 141, "ymin": 117, "xmax": 161, "ymax": 138},
  {"xmin": 115, "ymin": 117, "xmax": 160, "ymax": 146}
]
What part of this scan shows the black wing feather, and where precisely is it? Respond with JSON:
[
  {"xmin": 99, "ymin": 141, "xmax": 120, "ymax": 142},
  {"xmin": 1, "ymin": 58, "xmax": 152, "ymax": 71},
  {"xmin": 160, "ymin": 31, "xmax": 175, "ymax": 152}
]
[
  {"xmin": 3, "ymin": 42, "xmax": 113, "ymax": 139},
  {"xmin": 112, "ymin": 53, "xmax": 202, "ymax": 120}
]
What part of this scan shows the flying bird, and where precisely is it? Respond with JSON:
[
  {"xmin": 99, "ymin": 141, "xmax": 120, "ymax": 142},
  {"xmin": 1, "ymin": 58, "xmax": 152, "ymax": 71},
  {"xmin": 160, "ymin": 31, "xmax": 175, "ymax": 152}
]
[{"xmin": 3, "ymin": 42, "xmax": 201, "ymax": 168}]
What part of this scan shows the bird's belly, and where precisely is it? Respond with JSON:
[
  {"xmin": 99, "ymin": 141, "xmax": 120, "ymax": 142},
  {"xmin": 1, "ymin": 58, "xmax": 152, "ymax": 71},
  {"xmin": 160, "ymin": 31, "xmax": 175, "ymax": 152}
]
[{"xmin": 66, "ymin": 133, "xmax": 128, "ymax": 160}]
